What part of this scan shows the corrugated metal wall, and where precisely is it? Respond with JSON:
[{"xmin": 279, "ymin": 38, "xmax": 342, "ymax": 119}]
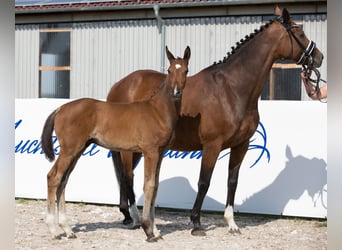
[
  {"xmin": 71, "ymin": 20, "xmax": 160, "ymax": 98},
  {"xmin": 70, "ymin": 16, "xmax": 261, "ymax": 99},
  {"xmin": 15, "ymin": 25, "xmax": 40, "ymax": 98},
  {"xmin": 15, "ymin": 14, "xmax": 327, "ymax": 99},
  {"xmin": 165, "ymin": 16, "xmax": 261, "ymax": 74}
]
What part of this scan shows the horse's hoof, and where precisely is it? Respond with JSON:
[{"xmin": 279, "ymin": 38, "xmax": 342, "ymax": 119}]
[
  {"xmin": 123, "ymin": 217, "xmax": 133, "ymax": 225},
  {"xmin": 67, "ymin": 233, "xmax": 77, "ymax": 239},
  {"xmin": 191, "ymin": 228, "xmax": 206, "ymax": 236},
  {"xmin": 130, "ymin": 224, "xmax": 141, "ymax": 230},
  {"xmin": 146, "ymin": 235, "xmax": 163, "ymax": 242}
]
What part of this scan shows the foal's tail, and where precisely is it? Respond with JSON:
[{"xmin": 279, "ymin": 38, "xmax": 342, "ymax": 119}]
[{"xmin": 41, "ymin": 110, "xmax": 58, "ymax": 162}]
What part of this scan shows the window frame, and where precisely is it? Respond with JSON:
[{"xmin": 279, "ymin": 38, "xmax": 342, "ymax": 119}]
[{"xmin": 39, "ymin": 27, "xmax": 71, "ymax": 98}]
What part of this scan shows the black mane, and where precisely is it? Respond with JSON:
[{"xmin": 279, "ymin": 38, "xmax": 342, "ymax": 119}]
[{"xmin": 212, "ymin": 18, "xmax": 276, "ymax": 66}]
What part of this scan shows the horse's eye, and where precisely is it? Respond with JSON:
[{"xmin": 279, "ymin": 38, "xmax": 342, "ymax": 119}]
[{"xmin": 168, "ymin": 69, "xmax": 171, "ymax": 74}]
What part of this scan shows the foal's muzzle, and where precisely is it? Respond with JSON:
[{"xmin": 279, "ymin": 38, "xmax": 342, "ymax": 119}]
[{"xmin": 170, "ymin": 87, "xmax": 182, "ymax": 99}]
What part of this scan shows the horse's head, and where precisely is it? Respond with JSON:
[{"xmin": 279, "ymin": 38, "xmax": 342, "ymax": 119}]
[
  {"xmin": 165, "ymin": 46, "xmax": 191, "ymax": 99},
  {"xmin": 274, "ymin": 6, "xmax": 323, "ymax": 69}
]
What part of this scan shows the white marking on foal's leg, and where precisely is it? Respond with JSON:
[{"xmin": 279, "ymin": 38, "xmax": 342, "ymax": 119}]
[
  {"xmin": 224, "ymin": 205, "xmax": 240, "ymax": 233},
  {"xmin": 130, "ymin": 203, "xmax": 141, "ymax": 228},
  {"xmin": 150, "ymin": 209, "xmax": 161, "ymax": 238},
  {"xmin": 59, "ymin": 211, "xmax": 76, "ymax": 238},
  {"xmin": 46, "ymin": 212, "xmax": 59, "ymax": 239}
]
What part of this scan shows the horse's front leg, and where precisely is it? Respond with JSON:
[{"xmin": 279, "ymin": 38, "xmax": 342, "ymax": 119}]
[
  {"xmin": 191, "ymin": 140, "xmax": 222, "ymax": 236},
  {"xmin": 111, "ymin": 150, "xmax": 141, "ymax": 227},
  {"xmin": 224, "ymin": 140, "xmax": 249, "ymax": 234},
  {"xmin": 141, "ymin": 151, "xmax": 163, "ymax": 242}
]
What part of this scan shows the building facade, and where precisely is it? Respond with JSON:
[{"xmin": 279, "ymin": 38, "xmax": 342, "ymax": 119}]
[{"xmin": 15, "ymin": 0, "xmax": 327, "ymax": 100}]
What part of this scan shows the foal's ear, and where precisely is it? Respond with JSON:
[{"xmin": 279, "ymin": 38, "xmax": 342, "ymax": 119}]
[
  {"xmin": 183, "ymin": 46, "xmax": 191, "ymax": 61},
  {"xmin": 274, "ymin": 5, "xmax": 282, "ymax": 16},
  {"xmin": 166, "ymin": 46, "xmax": 175, "ymax": 61}
]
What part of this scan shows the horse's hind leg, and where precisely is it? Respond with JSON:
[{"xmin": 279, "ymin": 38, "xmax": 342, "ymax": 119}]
[{"xmin": 224, "ymin": 140, "xmax": 249, "ymax": 233}]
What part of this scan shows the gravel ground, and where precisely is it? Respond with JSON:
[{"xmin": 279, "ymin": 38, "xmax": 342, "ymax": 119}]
[{"xmin": 15, "ymin": 199, "xmax": 327, "ymax": 250}]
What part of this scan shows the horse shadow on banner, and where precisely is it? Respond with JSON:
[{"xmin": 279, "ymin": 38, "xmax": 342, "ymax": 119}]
[
  {"xmin": 72, "ymin": 145, "xmax": 326, "ymax": 236},
  {"xmin": 235, "ymin": 145, "xmax": 327, "ymax": 216}
]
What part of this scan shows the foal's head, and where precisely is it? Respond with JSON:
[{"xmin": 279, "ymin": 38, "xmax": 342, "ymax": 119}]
[
  {"xmin": 165, "ymin": 46, "xmax": 191, "ymax": 99},
  {"xmin": 274, "ymin": 6, "xmax": 323, "ymax": 68}
]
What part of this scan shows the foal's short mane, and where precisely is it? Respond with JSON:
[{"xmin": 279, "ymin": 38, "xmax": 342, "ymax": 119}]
[{"xmin": 211, "ymin": 17, "xmax": 277, "ymax": 66}]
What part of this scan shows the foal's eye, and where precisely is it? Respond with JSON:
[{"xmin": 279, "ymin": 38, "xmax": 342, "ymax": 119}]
[{"xmin": 168, "ymin": 69, "xmax": 171, "ymax": 74}]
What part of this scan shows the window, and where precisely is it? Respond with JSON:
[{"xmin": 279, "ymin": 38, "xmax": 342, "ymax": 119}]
[
  {"xmin": 39, "ymin": 28, "xmax": 71, "ymax": 98},
  {"xmin": 261, "ymin": 61, "xmax": 302, "ymax": 100}
]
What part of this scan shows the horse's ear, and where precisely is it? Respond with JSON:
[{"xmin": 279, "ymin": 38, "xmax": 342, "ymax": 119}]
[
  {"xmin": 166, "ymin": 46, "xmax": 175, "ymax": 61},
  {"xmin": 183, "ymin": 46, "xmax": 191, "ymax": 61},
  {"xmin": 274, "ymin": 5, "xmax": 282, "ymax": 16},
  {"xmin": 282, "ymin": 8, "xmax": 291, "ymax": 24},
  {"xmin": 285, "ymin": 145, "xmax": 294, "ymax": 160}
]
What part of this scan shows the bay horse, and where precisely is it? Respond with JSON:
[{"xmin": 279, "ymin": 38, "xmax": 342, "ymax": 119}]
[
  {"xmin": 106, "ymin": 6, "xmax": 324, "ymax": 236},
  {"xmin": 41, "ymin": 46, "xmax": 191, "ymax": 241}
]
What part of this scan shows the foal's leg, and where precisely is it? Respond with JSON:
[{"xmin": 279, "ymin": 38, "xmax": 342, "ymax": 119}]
[
  {"xmin": 149, "ymin": 153, "xmax": 164, "ymax": 239},
  {"xmin": 46, "ymin": 155, "xmax": 73, "ymax": 239},
  {"xmin": 56, "ymin": 157, "xmax": 79, "ymax": 238},
  {"xmin": 190, "ymin": 140, "xmax": 222, "ymax": 236},
  {"xmin": 224, "ymin": 140, "xmax": 249, "ymax": 233},
  {"xmin": 140, "ymin": 150, "xmax": 162, "ymax": 242},
  {"xmin": 58, "ymin": 190, "xmax": 76, "ymax": 238}
]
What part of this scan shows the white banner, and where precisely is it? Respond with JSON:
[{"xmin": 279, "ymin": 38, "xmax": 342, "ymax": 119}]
[{"xmin": 15, "ymin": 99, "xmax": 327, "ymax": 218}]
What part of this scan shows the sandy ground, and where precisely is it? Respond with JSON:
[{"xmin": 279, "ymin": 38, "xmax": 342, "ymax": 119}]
[{"xmin": 15, "ymin": 199, "xmax": 327, "ymax": 250}]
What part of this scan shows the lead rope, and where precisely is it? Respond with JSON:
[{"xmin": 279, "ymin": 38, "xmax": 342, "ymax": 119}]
[{"xmin": 302, "ymin": 65, "xmax": 327, "ymax": 103}]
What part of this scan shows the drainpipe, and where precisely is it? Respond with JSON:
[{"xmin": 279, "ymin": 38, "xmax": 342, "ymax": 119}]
[{"xmin": 153, "ymin": 4, "xmax": 166, "ymax": 73}]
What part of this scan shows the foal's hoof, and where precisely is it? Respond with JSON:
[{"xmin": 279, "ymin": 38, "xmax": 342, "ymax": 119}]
[
  {"xmin": 67, "ymin": 233, "xmax": 77, "ymax": 239},
  {"xmin": 146, "ymin": 235, "xmax": 163, "ymax": 243},
  {"xmin": 228, "ymin": 227, "xmax": 241, "ymax": 234},
  {"xmin": 52, "ymin": 235, "xmax": 62, "ymax": 240},
  {"xmin": 191, "ymin": 228, "xmax": 206, "ymax": 236},
  {"xmin": 123, "ymin": 217, "xmax": 133, "ymax": 225}
]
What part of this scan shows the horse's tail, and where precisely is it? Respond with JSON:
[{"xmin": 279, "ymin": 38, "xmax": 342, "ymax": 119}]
[{"xmin": 41, "ymin": 109, "xmax": 58, "ymax": 162}]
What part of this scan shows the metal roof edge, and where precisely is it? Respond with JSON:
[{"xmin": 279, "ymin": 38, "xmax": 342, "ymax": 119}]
[{"xmin": 15, "ymin": 0, "xmax": 327, "ymax": 15}]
